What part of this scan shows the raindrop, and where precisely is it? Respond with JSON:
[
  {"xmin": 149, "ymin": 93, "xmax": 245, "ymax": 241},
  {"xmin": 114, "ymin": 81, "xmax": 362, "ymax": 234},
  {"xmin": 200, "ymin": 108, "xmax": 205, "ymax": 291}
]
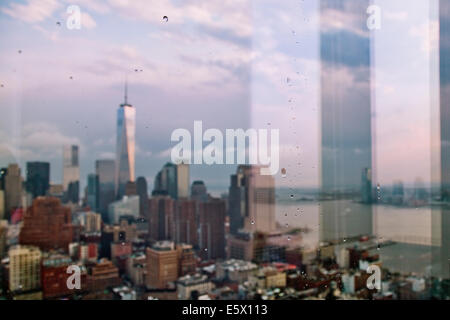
[
  {"xmin": 0, "ymin": 84, "xmax": 4, "ymax": 88},
  {"xmin": 163, "ymin": 16, "xmax": 168, "ymax": 22},
  {"xmin": 287, "ymin": 236, "xmax": 291, "ymax": 241},
  {"xmin": 18, "ymin": 50, "xmax": 22, "ymax": 54},
  {"xmin": 281, "ymin": 168, "xmax": 287, "ymax": 178},
  {"xmin": 204, "ymin": 248, "xmax": 208, "ymax": 251},
  {"xmin": 290, "ymin": 194, "xmax": 294, "ymax": 199},
  {"xmin": 286, "ymin": 77, "xmax": 291, "ymax": 83},
  {"xmin": 69, "ymin": 76, "xmax": 73, "ymax": 80},
  {"xmin": 251, "ymin": 220, "xmax": 255, "ymax": 225},
  {"xmin": 285, "ymin": 223, "xmax": 289, "ymax": 228},
  {"xmin": 56, "ymin": 21, "xmax": 61, "ymax": 26}
]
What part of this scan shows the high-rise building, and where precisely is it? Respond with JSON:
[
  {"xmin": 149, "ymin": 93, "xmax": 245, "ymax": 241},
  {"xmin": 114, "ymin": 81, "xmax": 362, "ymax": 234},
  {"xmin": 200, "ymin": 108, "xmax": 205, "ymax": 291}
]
[
  {"xmin": 153, "ymin": 162, "xmax": 190, "ymax": 200},
  {"xmin": 174, "ymin": 199, "xmax": 197, "ymax": 246},
  {"xmin": 19, "ymin": 197, "xmax": 74, "ymax": 252},
  {"xmin": 228, "ymin": 170, "xmax": 246, "ymax": 235},
  {"xmin": 146, "ymin": 241, "xmax": 178, "ymax": 289},
  {"xmin": 63, "ymin": 145, "xmax": 80, "ymax": 204},
  {"xmin": 96, "ymin": 159, "xmax": 116, "ymax": 223},
  {"xmin": 319, "ymin": 0, "xmax": 373, "ymax": 242},
  {"xmin": 153, "ymin": 162, "xmax": 177, "ymax": 198},
  {"xmin": 0, "ymin": 167, "xmax": 6, "ymax": 219},
  {"xmin": 177, "ymin": 163, "xmax": 190, "ymax": 199},
  {"xmin": 83, "ymin": 211, "xmax": 102, "ymax": 234},
  {"xmin": 148, "ymin": 196, "xmax": 175, "ymax": 241},
  {"xmin": 26, "ymin": 162, "xmax": 50, "ymax": 199},
  {"xmin": 124, "ymin": 181, "xmax": 137, "ymax": 196},
  {"xmin": 228, "ymin": 165, "xmax": 275, "ymax": 234},
  {"xmin": 0, "ymin": 221, "xmax": 7, "ymax": 258},
  {"xmin": 198, "ymin": 198, "xmax": 226, "ymax": 260},
  {"xmin": 191, "ymin": 180, "xmax": 208, "ymax": 202},
  {"xmin": 8, "ymin": 245, "xmax": 41, "ymax": 292},
  {"xmin": 87, "ymin": 174, "xmax": 99, "ymax": 212},
  {"xmin": 0, "ymin": 190, "xmax": 4, "ymax": 220},
  {"xmin": 136, "ymin": 177, "xmax": 148, "ymax": 216},
  {"xmin": 4, "ymin": 163, "xmax": 23, "ymax": 220},
  {"xmin": 431, "ymin": 0, "xmax": 450, "ymax": 278},
  {"xmin": 115, "ymin": 83, "xmax": 136, "ymax": 199}
]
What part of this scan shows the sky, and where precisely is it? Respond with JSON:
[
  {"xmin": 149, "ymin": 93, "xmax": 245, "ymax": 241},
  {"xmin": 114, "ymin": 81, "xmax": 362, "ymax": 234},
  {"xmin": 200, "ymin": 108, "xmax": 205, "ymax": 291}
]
[{"xmin": 0, "ymin": 0, "xmax": 438, "ymax": 195}]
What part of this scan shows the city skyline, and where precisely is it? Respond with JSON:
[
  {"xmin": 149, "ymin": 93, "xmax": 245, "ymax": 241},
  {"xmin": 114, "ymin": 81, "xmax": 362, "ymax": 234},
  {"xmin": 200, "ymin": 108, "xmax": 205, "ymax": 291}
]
[
  {"xmin": 1, "ymin": 0, "xmax": 450, "ymax": 302},
  {"xmin": 0, "ymin": 0, "xmax": 439, "ymax": 193}
]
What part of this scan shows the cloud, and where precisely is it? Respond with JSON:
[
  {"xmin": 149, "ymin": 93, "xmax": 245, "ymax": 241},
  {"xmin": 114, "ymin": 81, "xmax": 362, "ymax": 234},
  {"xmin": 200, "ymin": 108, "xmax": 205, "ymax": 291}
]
[
  {"xmin": 1, "ymin": 0, "xmax": 61, "ymax": 23},
  {"xmin": 0, "ymin": 122, "xmax": 82, "ymax": 167},
  {"xmin": 81, "ymin": 12, "xmax": 96, "ymax": 29}
]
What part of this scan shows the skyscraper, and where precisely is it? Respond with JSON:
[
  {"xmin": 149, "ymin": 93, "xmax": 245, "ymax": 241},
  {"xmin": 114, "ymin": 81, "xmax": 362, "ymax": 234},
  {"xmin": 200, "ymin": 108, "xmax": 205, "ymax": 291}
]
[
  {"xmin": 174, "ymin": 199, "xmax": 197, "ymax": 246},
  {"xmin": 96, "ymin": 159, "xmax": 116, "ymax": 223},
  {"xmin": 190, "ymin": 180, "xmax": 208, "ymax": 202},
  {"xmin": 319, "ymin": 0, "xmax": 374, "ymax": 242},
  {"xmin": 115, "ymin": 83, "xmax": 136, "ymax": 199},
  {"xmin": 63, "ymin": 145, "xmax": 80, "ymax": 204},
  {"xmin": 228, "ymin": 165, "xmax": 275, "ymax": 234},
  {"xmin": 87, "ymin": 173, "xmax": 99, "ymax": 212},
  {"xmin": 153, "ymin": 162, "xmax": 190, "ymax": 200},
  {"xmin": 26, "ymin": 162, "xmax": 50, "ymax": 199},
  {"xmin": 176, "ymin": 163, "xmax": 190, "ymax": 199},
  {"xmin": 198, "ymin": 198, "xmax": 226, "ymax": 260},
  {"xmin": 136, "ymin": 177, "xmax": 148, "ymax": 216},
  {"xmin": 148, "ymin": 196, "xmax": 175, "ymax": 241},
  {"xmin": 4, "ymin": 163, "xmax": 23, "ymax": 220}
]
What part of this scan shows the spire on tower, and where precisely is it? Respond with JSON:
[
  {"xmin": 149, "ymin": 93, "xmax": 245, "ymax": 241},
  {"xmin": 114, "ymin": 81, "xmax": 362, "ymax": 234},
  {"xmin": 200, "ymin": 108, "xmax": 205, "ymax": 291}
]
[{"xmin": 124, "ymin": 79, "xmax": 128, "ymax": 105}]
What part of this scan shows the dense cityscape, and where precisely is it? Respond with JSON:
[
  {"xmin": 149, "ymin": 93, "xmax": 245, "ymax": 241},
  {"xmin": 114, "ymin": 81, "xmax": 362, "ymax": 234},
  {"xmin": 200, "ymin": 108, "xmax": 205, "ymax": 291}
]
[
  {"xmin": 0, "ymin": 84, "xmax": 449, "ymax": 300},
  {"xmin": 1, "ymin": 0, "xmax": 450, "ymax": 304}
]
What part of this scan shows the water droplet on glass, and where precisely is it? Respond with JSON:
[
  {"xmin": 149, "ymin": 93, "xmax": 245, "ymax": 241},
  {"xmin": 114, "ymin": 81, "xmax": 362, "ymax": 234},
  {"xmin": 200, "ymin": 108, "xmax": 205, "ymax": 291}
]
[
  {"xmin": 251, "ymin": 220, "xmax": 255, "ymax": 225},
  {"xmin": 18, "ymin": 50, "xmax": 22, "ymax": 54},
  {"xmin": 163, "ymin": 16, "xmax": 168, "ymax": 22},
  {"xmin": 281, "ymin": 168, "xmax": 287, "ymax": 178},
  {"xmin": 290, "ymin": 194, "xmax": 294, "ymax": 199},
  {"xmin": 204, "ymin": 248, "xmax": 208, "ymax": 251},
  {"xmin": 56, "ymin": 21, "xmax": 61, "ymax": 26}
]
